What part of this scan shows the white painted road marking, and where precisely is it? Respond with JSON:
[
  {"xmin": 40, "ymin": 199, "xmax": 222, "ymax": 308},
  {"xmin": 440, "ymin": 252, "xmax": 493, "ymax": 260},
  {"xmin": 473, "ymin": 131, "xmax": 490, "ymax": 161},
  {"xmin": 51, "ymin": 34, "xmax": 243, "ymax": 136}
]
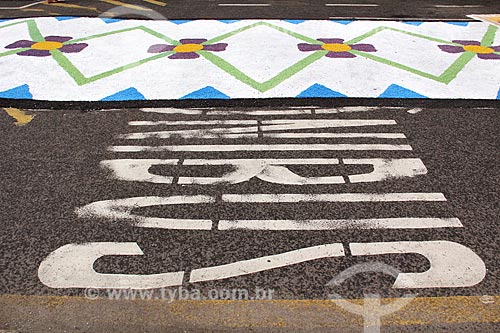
[
  {"xmin": 0, "ymin": 0, "xmax": 44, "ymax": 10},
  {"xmin": 101, "ymin": 158, "xmax": 426, "ymax": 185},
  {"xmin": 264, "ymin": 133, "xmax": 406, "ymax": 138},
  {"xmin": 38, "ymin": 243, "xmax": 185, "ymax": 289},
  {"xmin": 101, "ymin": 159, "xmax": 177, "ymax": 184},
  {"xmin": 38, "ymin": 241, "xmax": 484, "ymax": 289},
  {"xmin": 38, "ymin": 113, "xmax": 487, "ymax": 291},
  {"xmin": 345, "ymin": 158, "xmax": 427, "ymax": 183},
  {"xmin": 433, "ymin": 4, "xmax": 483, "ymax": 8},
  {"xmin": 109, "ymin": 144, "xmax": 413, "ymax": 152},
  {"xmin": 121, "ymin": 131, "xmax": 404, "ymax": 140},
  {"xmin": 140, "ymin": 108, "xmax": 205, "ymax": 115},
  {"xmin": 224, "ymin": 193, "xmax": 447, "ymax": 203},
  {"xmin": 124, "ymin": 119, "xmax": 398, "ymax": 139},
  {"xmin": 190, "ymin": 244, "xmax": 345, "ymax": 283},
  {"xmin": 350, "ymin": 241, "xmax": 487, "ymax": 288},
  {"xmin": 129, "ymin": 120, "xmax": 256, "ymax": 126},
  {"xmin": 325, "ymin": 3, "xmax": 379, "ymax": 6},
  {"xmin": 76, "ymin": 196, "xmax": 215, "ymax": 230},
  {"xmin": 138, "ymin": 107, "xmax": 403, "ymax": 115},
  {"xmin": 218, "ymin": 3, "xmax": 271, "ymax": 6},
  {"xmin": 76, "ymin": 193, "xmax": 450, "ymax": 230},
  {"xmin": 218, "ymin": 218, "xmax": 463, "ymax": 230}
]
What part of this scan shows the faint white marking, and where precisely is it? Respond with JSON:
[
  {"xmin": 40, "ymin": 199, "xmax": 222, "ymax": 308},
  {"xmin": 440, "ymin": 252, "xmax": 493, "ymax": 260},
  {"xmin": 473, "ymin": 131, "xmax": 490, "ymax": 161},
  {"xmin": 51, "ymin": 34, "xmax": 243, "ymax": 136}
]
[
  {"xmin": 350, "ymin": 241, "xmax": 486, "ymax": 288},
  {"xmin": 180, "ymin": 159, "xmax": 344, "ymax": 185},
  {"xmin": 218, "ymin": 218, "xmax": 463, "ymax": 230},
  {"xmin": 124, "ymin": 119, "xmax": 397, "ymax": 139},
  {"xmin": 346, "ymin": 158, "xmax": 427, "ymax": 183},
  {"xmin": 126, "ymin": 119, "xmax": 396, "ymax": 139},
  {"xmin": 223, "ymin": 193, "xmax": 447, "ymax": 203},
  {"xmin": 38, "ymin": 243, "xmax": 184, "ymax": 289},
  {"xmin": 218, "ymin": 3, "xmax": 271, "ymax": 6},
  {"xmin": 189, "ymin": 244, "xmax": 345, "ymax": 282},
  {"xmin": 264, "ymin": 133, "xmax": 405, "ymax": 138},
  {"xmin": 326, "ymin": 262, "xmax": 416, "ymax": 333},
  {"xmin": 129, "ymin": 120, "xmax": 256, "ymax": 126},
  {"xmin": 407, "ymin": 108, "xmax": 423, "ymax": 114},
  {"xmin": 315, "ymin": 107, "xmax": 389, "ymax": 113},
  {"xmin": 121, "ymin": 126, "xmax": 259, "ymax": 139},
  {"xmin": 76, "ymin": 196, "xmax": 214, "ymax": 230},
  {"xmin": 325, "ymin": 3, "xmax": 379, "ymax": 6},
  {"xmin": 0, "ymin": 0, "xmax": 44, "ymax": 10},
  {"xmin": 208, "ymin": 109, "xmax": 311, "ymax": 115},
  {"xmin": 434, "ymin": 4, "xmax": 483, "ymax": 8},
  {"xmin": 109, "ymin": 144, "xmax": 412, "ymax": 152},
  {"xmin": 102, "ymin": 158, "xmax": 423, "ymax": 185},
  {"xmin": 140, "ymin": 108, "xmax": 203, "ymax": 114},
  {"xmin": 76, "ymin": 193, "xmax": 447, "ymax": 230},
  {"xmin": 260, "ymin": 119, "xmax": 396, "ymax": 131},
  {"xmin": 101, "ymin": 159, "xmax": 177, "ymax": 183}
]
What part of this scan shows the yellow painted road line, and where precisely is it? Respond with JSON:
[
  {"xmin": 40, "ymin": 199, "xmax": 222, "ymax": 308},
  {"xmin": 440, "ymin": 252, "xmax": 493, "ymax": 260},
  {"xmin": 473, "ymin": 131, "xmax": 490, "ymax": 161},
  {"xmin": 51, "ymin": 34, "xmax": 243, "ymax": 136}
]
[
  {"xmin": 43, "ymin": 2, "xmax": 99, "ymax": 12},
  {"xmin": 101, "ymin": 0, "xmax": 153, "ymax": 11},
  {"xmin": 468, "ymin": 14, "xmax": 500, "ymax": 27},
  {"xmin": 0, "ymin": 294, "xmax": 498, "ymax": 330},
  {"xmin": 3, "ymin": 108, "xmax": 35, "ymax": 126},
  {"xmin": 143, "ymin": 0, "xmax": 167, "ymax": 7}
]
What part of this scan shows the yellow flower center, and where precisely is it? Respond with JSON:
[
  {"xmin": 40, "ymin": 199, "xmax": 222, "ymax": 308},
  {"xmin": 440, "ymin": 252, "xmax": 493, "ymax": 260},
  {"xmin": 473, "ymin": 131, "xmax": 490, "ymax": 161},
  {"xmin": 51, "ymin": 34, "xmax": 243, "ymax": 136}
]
[
  {"xmin": 173, "ymin": 44, "xmax": 204, "ymax": 53},
  {"xmin": 31, "ymin": 41, "xmax": 63, "ymax": 51},
  {"xmin": 321, "ymin": 43, "xmax": 352, "ymax": 52},
  {"xmin": 463, "ymin": 45, "xmax": 494, "ymax": 54}
]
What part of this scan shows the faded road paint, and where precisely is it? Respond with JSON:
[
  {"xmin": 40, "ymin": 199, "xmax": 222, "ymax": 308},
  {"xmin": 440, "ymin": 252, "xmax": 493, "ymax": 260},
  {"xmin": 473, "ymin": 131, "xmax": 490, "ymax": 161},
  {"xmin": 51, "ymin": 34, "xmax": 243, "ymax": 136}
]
[
  {"xmin": 3, "ymin": 107, "xmax": 34, "ymax": 126},
  {"xmin": 37, "ymin": 111, "xmax": 489, "ymax": 292},
  {"xmin": 2, "ymin": 294, "xmax": 498, "ymax": 330}
]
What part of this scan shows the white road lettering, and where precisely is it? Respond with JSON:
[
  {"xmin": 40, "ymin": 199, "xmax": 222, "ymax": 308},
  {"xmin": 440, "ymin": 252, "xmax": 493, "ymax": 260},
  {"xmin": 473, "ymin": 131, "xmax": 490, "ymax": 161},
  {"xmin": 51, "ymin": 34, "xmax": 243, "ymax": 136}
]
[
  {"xmin": 189, "ymin": 243, "xmax": 345, "ymax": 282},
  {"xmin": 181, "ymin": 158, "xmax": 343, "ymax": 185},
  {"xmin": 129, "ymin": 120, "xmax": 256, "ymax": 126},
  {"xmin": 38, "ymin": 243, "xmax": 184, "ymax": 289},
  {"xmin": 218, "ymin": 218, "xmax": 463, "ymax": 230},
  {"xmin": 325, "ymin": 3, "xmax": 379, "ymax": 6},
  {"xmin": 345, "ymin": 158, "xmax": 427, "ymax": 183},
  {"xmin": 223, "ymin": 193, "xmax": 447, "ymax": 203},
  {"xmin": 101, "ymin": 159, "xmax": 177, "ymax": 184},
  {"xmin": 40, "ymin": 114, "xmax": 483, "ymax": 291},
  {"xmin": 350, "ymin": 241, "xmax": 486, "ymax": 288},
  {"xmin": 265, "ymin": 133, "xmax": 405, "ymax": 138},
  {"xmin": 123, "ymin": 119, "xmax": 398, "ymax": 139},
  {"xmin": 109, "ymin": 144, "xmax": 413, "ymax": 152},
  {"xmin": 76, "ymin": 193, "xmax": 449, "ymax": 230},
  {"xmin": 76, "ymin": 196, "xmax": 214, "ymax": 230},
  {"xmin": 218, "ymin": 3, "xmax": 271, "ymax": 6},
  {"xmin": 101, "ymin": 158, "xmax": 425, "ymax": 185},
  {"xmin": 140, "ymin": 108, "xmax": 204, "ymax": 114}
]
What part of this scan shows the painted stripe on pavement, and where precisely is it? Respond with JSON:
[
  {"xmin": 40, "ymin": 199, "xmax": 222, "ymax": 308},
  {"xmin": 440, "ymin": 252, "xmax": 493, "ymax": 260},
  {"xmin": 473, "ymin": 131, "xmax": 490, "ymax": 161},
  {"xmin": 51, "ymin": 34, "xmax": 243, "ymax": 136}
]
[
  {"xmin": 218, "ymin": 217, "xmax": 463, "ymax": 230},
  {"xmin": 109, "ymin": 144, "xmax": 413, "ymax": 152}
]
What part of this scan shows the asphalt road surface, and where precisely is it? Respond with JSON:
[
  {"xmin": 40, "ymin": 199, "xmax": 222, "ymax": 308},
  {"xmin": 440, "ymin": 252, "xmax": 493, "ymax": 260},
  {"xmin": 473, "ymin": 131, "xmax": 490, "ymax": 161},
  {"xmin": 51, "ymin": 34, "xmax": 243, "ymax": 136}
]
[
  {"xmin": 1, "ymin": 105, "xmax": 498, "ymax": 298},
  {"xmin": 1, "ymin": 0, "xmax": 499, "ymax": 331},
  {"xmin": 1, "ymin": 104, "xmax": 499, "ymax": 332},
  {"xmin": 0, "ymin": 0, "xmax": 499, "ymax": 20}
]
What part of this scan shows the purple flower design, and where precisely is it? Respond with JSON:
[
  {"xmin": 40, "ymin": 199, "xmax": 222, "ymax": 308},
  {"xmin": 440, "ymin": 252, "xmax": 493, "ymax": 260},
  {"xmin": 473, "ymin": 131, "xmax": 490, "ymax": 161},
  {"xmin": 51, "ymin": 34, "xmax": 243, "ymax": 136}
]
[
  {"xmin": 438, "ymin": 40, "xmax": 500, "ymax": 60},
  {"xmin": 298, "ymin": 38, "xmax": 377, "ymax": 58},
  {"xmin": 148, "ymin": 38, "xmax": 227, "ymax": 59},
  {"xmin": 5, "ymin": 36, "xmax": 88, "ymax": 57}
]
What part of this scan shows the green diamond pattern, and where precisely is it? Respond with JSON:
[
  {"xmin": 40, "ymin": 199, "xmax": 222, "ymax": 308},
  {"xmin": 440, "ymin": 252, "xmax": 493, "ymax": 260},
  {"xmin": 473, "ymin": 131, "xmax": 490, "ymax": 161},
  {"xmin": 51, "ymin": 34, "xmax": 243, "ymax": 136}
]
[{"xmin": 0, "ymin": 19, "xmax": 498, "ymax": 91}]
